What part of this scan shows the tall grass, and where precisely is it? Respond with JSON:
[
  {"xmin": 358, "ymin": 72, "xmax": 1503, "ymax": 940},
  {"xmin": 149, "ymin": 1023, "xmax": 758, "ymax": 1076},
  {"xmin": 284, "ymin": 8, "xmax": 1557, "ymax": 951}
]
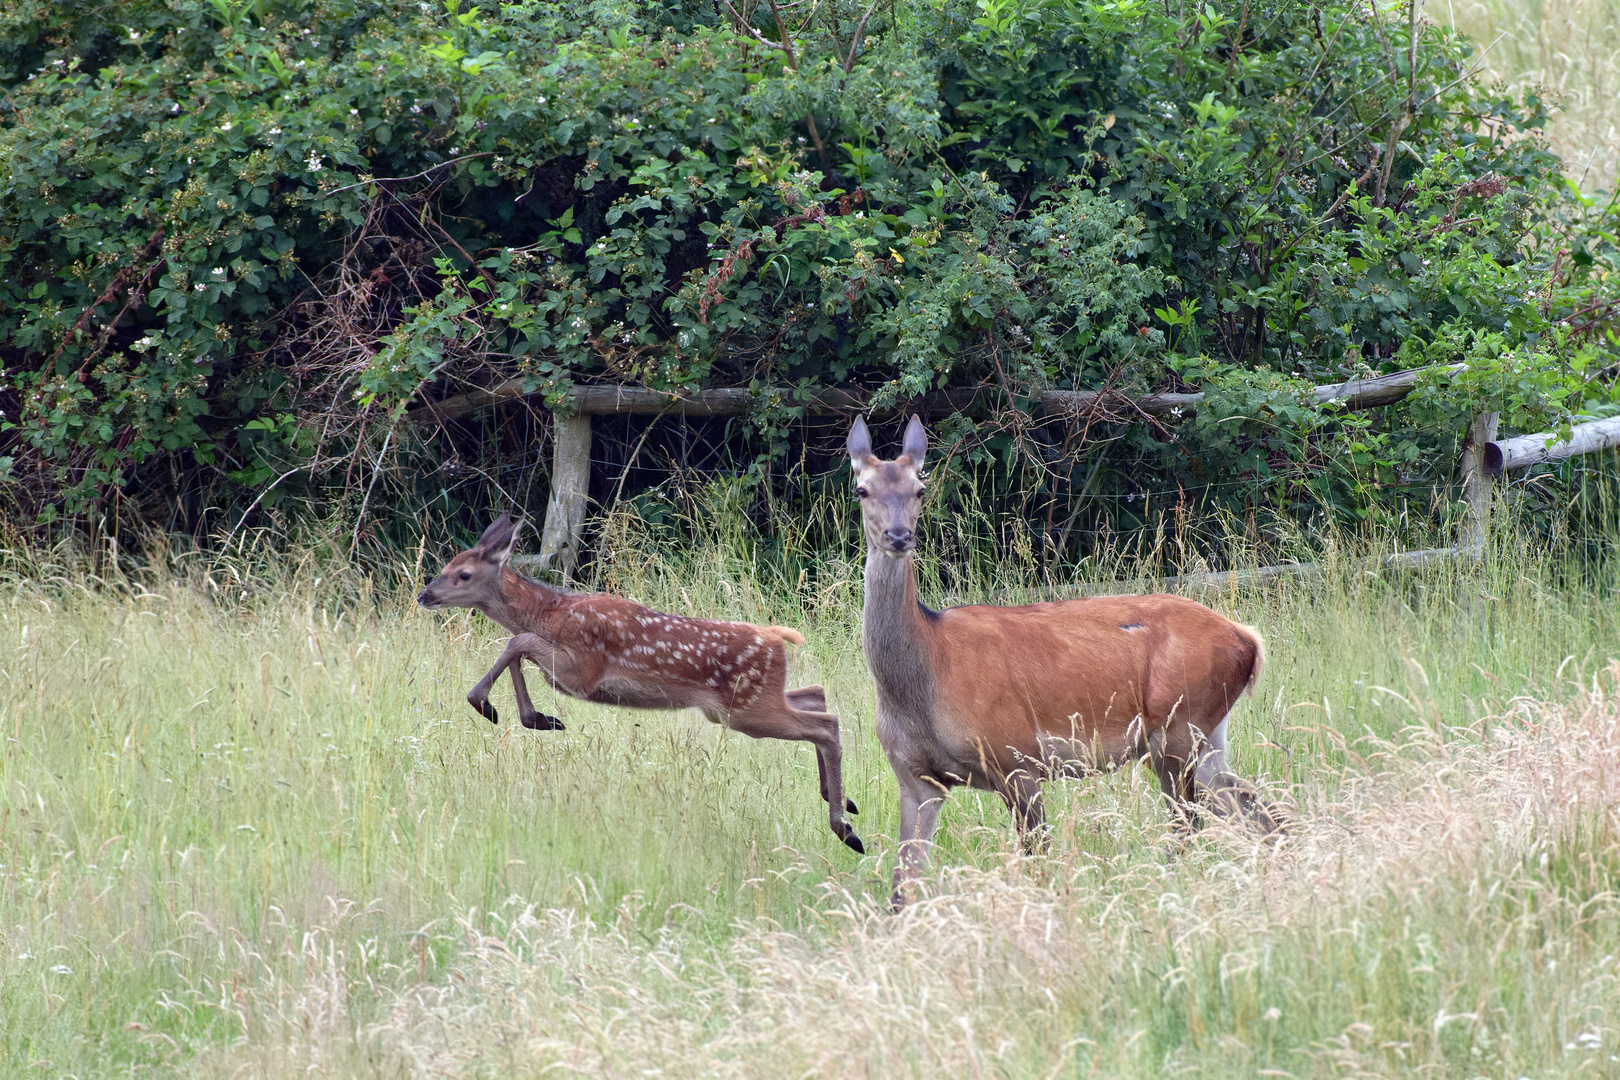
[
  {"xmin": 1, "ymin": 497, "xmax": 1618, "ymax": 1075},
  {"xmin": 1447, "ymin": 0, "xmax": 1620, "ymax": 192}
]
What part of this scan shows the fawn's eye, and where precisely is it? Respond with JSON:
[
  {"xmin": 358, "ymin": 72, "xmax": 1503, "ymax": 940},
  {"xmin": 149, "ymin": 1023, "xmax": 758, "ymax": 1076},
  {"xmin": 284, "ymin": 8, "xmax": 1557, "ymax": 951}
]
[
  {"xmin": 458, "ymin": 570, "xmax": 472, "ymax": 581},
  {"xmin": 856, "ymin": 486, "xmax": 869, "ymax": 499}
]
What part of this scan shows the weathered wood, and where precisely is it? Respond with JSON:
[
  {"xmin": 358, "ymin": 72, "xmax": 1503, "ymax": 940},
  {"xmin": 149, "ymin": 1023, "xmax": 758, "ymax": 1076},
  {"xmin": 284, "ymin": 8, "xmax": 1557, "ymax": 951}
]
[
  {"xmin": 403, "ymin": 364, "xmax": 1461, "ymax": 427},
  {"xmin": 1308, "ymin": 363, "xmax": 1467, "ymax": 408},
  {"xmin": 1459, "ymin": 410, "xmax": 1500, "ymax": 551},
  {"xmin": 534, "ymin": 413, "xmax": 592, "ymax": 581},
  {"xmin": 977, "ymin": 545, "xmax": 1469, "ymax": 603},
  {"xmin": 1483, "ymin": 415, "xmax": 1620, "ymax": 476}
]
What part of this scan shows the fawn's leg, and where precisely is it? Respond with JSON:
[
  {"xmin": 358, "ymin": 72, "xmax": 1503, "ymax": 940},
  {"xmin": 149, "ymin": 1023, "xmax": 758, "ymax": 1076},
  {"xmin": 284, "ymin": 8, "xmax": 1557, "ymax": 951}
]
[
  {"xmin": 785, "ymin": 686, "xmax": 858, "ymax": 815},
  {"xmin": 505, "ymin": 655, "xmax": 565, "ymax": 731},
  {"xmin": 728, "ymin": 700, "xmax": 864, "ymax": 856}
]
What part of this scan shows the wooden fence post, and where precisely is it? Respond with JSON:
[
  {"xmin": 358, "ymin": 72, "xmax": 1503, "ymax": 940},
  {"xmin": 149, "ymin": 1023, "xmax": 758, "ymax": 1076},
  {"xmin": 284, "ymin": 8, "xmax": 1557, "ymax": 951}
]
[
  {"xmin": 536, "ymin": 412, "xmax": 592, "ymax": 580},
  {"xmin": 1459, "ymin": 409, "xmax": 1499, "ymax": 552}
]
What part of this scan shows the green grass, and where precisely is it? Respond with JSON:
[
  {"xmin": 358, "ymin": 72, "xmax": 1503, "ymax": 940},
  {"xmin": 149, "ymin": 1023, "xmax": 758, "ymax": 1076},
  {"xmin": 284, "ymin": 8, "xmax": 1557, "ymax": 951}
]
[{"xmin": 2, "ymin": 516, "xmax": 1619, "ymax": 1076}]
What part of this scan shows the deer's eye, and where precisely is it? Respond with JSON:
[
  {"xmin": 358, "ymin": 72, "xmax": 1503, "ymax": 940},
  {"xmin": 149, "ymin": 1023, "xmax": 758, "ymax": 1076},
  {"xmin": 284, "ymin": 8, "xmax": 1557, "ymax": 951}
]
[
  {"xmin": 458, "ymin": 570, "xmax": 472, "ymax": 581},
  {"xmin": 856, "ymin": 486, "xmax": 869, "ymax": 499}
]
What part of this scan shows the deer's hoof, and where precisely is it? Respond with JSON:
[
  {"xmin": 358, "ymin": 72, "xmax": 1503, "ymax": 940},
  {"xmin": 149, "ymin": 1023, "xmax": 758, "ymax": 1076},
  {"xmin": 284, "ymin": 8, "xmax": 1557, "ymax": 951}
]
[
  {"xmin": 474, "ymin": 700, "xmax": 499, "ymax": 724},
  {"xmin": 846, "ymin": 797, "xmax": 860, "ymax": 815},
  {"xmin": 841, "ymin": 830, "xmax": 865, "ymax": 856},
  {"xmin": 521, "ymin": 712, "xmax": 565, "ymax": 731}
]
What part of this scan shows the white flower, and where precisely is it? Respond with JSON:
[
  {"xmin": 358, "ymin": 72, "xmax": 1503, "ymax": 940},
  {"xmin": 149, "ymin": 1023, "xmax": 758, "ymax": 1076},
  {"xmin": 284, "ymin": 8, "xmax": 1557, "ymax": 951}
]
[
  {"xmin": 170, "ymin": 102, "xmax": 179, "ymax": 113},
  {"xmin": 194, "ymin": 283, "xmax": 206, "ymax": 292},
  {"xmin": 219, "ymin": 121, "xmax": 232, "ymax": 132},
  {"xmin": 50, "ymin": 965, "xmax": 72, "ymax": 975},
  {"xmin": 307, "ymin": 152, "xmax": 323, "ymax": 171},
  {"xmin": 349, "ymin": 108, "xmax": 359, "ymax": 116},
  {"xmin": 537, "ymin": 95, "xmax": 547, "ymax": 105},
  {"xmin": 128, "ymin": 28, "xmax": 140, "ymax": 41},
  {"xmin": 267, "ymin": 126, "xmax": 281, "ymax": 136},
  {"xmin": 209, "ymin": 267, "xmax": 227, "ymax": 281},
  {"xmin": 134, "ymin": 334, "xmax": 157, "ymax": 350},
  {"xmin": 410, "ymin": 104, "xmax": 422, "ymax": 114}
]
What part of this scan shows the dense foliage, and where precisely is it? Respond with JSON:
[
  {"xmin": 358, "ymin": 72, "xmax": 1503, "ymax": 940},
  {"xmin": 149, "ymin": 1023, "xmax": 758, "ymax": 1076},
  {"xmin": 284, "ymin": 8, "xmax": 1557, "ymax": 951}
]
[{"xmin": 1, "ymin": 0, "xmax": 1616, "ymax": 555}]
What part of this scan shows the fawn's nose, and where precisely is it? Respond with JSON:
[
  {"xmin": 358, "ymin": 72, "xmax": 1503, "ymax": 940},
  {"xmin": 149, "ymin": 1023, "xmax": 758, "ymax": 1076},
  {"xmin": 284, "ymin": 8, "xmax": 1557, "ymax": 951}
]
[{"xmin": 883, "ymin": 527, "xmax": 914, "ymax": 552}]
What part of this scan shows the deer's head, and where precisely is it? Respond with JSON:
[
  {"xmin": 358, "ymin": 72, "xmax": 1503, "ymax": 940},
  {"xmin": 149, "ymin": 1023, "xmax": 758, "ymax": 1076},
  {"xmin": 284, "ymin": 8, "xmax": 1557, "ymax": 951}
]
[
  {"xmin": 847, "ymin": 414, "xmax": 928, "ymax": 558},
  {"xmin": 418, "ymin": 514, "xmax": 523, "ymax": 610}
]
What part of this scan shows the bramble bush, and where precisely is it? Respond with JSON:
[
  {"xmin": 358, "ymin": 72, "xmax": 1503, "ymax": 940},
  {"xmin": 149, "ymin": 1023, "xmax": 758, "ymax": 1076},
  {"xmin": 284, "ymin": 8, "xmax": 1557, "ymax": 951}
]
[{"xmin": 0, "ymin": 0, "xmax": 1615, "ymax": 557}]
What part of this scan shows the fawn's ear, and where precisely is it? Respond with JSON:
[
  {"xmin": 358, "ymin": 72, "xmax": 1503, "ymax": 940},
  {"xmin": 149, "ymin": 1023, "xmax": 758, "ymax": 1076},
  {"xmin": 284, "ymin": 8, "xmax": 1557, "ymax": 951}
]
[
  {"xmin": 474, "ymin": 514, "xmax": 523, "ymax": 565},
  {"xmin": 847, "ymin": 416, "xmax": 874, "ymax": 472},
  {"xmin": 900, "ymin": 414, "xmax": 928, "ymax": 472}
]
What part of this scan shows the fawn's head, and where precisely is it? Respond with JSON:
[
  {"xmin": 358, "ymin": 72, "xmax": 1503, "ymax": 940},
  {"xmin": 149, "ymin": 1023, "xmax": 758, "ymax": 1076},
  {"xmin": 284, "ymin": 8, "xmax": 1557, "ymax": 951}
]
[
  {"xmin": 418, "ymin": 514, "xmax": 522, "ymax": 610},
  {"xmin": 847, "ymin": 414, "xmax": 928, "ymax": 558}
]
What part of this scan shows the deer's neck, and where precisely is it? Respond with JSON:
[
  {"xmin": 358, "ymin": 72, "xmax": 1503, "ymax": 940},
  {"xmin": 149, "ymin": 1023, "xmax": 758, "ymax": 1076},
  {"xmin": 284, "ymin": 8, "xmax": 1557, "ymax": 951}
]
[
  {"xmin": 861, "ymin": 548, "xmax": 938, "ymax": 719},
  {"xmin": 478, "ymin": 568, "xmax": 566, "ymax": 634}
]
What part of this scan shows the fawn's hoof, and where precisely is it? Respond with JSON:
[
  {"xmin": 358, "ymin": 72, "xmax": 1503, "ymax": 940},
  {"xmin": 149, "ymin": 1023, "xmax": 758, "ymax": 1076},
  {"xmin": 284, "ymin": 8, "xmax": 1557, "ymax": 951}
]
[
  {"xmin": 521, "ymin": 712, "xmax": 566, "ymax": 731},
  {"xmin": 473, "ymin": 700, "xmax": 499, "ymax": 724}
]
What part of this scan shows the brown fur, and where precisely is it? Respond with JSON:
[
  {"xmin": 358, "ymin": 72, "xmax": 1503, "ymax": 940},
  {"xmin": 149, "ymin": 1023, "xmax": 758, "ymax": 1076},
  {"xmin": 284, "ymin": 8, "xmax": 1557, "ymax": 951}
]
[
  {"xmin": 848, "ymin": 416, "xmax": 1275, "ymax": 906},
  {"xmin": 418, "ymin": 515, "xmax": 863, "ymax": 854}
]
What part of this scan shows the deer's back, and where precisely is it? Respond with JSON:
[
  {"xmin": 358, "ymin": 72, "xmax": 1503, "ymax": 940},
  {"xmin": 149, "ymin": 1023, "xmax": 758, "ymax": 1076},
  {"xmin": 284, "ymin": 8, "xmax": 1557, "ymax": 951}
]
[{"xmin": 547, "ymin": 593, "xmax": 792, "ymax": 711}]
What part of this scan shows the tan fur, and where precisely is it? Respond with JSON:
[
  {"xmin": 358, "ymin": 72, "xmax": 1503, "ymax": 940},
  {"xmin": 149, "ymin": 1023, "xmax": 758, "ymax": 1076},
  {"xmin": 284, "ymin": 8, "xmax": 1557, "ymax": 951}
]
[
  {"xmin": 848, "ymin": 416, "xmax": 1275, "ymax": 906},
  {"xmin": 418, "ymin": 515, "xmax": 863, "ymax": 854}
]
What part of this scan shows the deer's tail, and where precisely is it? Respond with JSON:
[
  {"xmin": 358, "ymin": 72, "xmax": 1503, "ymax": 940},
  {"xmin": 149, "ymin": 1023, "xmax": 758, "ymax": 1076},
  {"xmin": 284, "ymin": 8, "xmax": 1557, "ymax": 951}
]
[
  {"xmin": 1237, "ymin": 623, "xmax": 1266, "ymax": 696},
  {"xmin": 768, "ymin": 625, "xmax": 807, "ymax": 648}
]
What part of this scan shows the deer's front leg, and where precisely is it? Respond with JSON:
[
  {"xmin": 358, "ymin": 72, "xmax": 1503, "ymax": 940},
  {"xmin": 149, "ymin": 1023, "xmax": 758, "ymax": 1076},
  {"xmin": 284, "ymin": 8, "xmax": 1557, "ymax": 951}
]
[
  {"xmin": 505, "ymin": 652, "xmax": 565, "ymax": 731},
  {"xmin": 890, "ymin": 768, "xmax": 945, "ymax": 910},
  {"xmin": 465, "ymin": 640, "xmax": 523, "ymax": 724},
  {"xmin": 465, "ymin": 634, "xmax": 555, "ymax": 727}
]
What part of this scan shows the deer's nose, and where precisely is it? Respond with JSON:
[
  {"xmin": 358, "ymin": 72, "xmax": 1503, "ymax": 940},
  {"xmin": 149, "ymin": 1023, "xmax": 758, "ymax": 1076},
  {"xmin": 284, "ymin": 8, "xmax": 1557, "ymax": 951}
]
[{"xmin": 883, "ymin": 527, "xmax": 914, "ymax": 551}]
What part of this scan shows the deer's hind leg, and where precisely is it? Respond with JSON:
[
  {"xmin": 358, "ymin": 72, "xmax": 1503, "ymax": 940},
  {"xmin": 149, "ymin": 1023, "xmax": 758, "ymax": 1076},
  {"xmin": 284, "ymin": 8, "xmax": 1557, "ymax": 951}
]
[
  {"xmin": 997, "ymin": 769, "xmax": 1048, "ymax": 854},
  {"xmin": 1192, "ymin": 711, "xmax": 1285, "ymax": 833},
  {"xmin": 1147, "ymin": 720, "xmax": 1200, "ymax": 831},
  {"xmin": 727, "ymin": 699, "xmax": 864, "ymax": 856},
  {"xmin": 786, "ymin": 685, "xmax": 858, "ymax": 816}
]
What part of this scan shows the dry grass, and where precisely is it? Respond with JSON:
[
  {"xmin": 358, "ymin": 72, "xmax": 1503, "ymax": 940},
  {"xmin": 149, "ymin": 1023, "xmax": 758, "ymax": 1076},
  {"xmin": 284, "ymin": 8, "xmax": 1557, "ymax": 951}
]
[
  {"xmin": 198, "ymin": 662, "xmax": 1620, "ymax": 1078},
  {"xmin": 1447, "ymin": 0, "xmax": 1620, "ymax": 192},
  {"xmin": 3, "ymin": 520, "xmax": 1619, "ymax": 1077}
]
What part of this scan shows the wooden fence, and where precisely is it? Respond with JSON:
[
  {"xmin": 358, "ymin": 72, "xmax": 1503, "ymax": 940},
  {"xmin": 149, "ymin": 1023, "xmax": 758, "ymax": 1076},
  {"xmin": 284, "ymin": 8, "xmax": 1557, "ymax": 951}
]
[{"xmin": 406, "ymin": 365, "xmax": 1620, "ymax": 582}]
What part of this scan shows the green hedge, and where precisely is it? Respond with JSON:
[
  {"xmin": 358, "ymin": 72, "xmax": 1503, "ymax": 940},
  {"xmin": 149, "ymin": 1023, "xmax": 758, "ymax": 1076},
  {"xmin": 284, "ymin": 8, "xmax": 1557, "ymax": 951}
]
[{"xmin": 1, "ymin": 0, "xmax": 1615, "ymax": 547}]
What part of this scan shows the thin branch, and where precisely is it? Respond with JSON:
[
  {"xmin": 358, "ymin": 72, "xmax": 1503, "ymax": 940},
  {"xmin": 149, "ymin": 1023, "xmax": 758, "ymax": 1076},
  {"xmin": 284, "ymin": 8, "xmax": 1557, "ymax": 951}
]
[
  {"xmin": 323, "ymin": 152, "xmax": 497, "ymax": 197},
  {"xmin": 842, "ymin": 0, "xmax": 882, "ymax": 81},
  {"xmin": 721, "ymin": 0, "xmax": 794, "ymax": 55}
]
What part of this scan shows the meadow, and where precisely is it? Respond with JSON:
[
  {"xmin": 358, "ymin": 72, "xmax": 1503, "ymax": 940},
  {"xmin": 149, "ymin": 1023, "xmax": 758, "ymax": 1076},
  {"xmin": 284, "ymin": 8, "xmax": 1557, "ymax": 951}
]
[
  {"xmin": 1449, "ymin": 0, "xmax": 1620, "ymax": 192},
  {"xmin": 3, "ymin": 498, "xmax": 1620, "ymax": 1077}
]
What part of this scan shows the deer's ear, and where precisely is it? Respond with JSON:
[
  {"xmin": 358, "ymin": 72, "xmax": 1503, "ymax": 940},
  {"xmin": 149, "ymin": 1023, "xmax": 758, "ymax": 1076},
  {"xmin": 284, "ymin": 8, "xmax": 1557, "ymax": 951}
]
[
  {"xmin": 847, "ymin": 416, "xmax": 874, "ymax": 472},
  {"xmin": 900, "ymin": 414, "xmax": 928, "ymax": 471},
  {"xmin": 475, "ymin": 514, "xmax": 523, "ymax": 565}
]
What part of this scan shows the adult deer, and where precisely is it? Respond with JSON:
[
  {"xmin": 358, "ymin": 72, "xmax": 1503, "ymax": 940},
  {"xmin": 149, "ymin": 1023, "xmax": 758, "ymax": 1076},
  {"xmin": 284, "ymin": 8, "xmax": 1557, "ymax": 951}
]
[
  {"xmin": 848, "ymin": 416, "xmax": 1275, "ymax": 904},
  {"xmin": 417, "ymin": 514, "xmax": 864, "ymax": 854}
]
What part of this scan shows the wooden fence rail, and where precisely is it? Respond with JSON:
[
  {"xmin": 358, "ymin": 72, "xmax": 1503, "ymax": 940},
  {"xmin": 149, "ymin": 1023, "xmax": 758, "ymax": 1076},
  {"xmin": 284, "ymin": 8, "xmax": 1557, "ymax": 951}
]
[
  {"xmin": 403, "ymin": 363, "xmax": 1465, "ymax": 427},
  {"xmin": 406, "ymin": 364, "xmax": 1616, "ymax": 582},
  {"xmin": 1485, "ymin": 415, "xmax": 1620, "ymax": 476}
]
